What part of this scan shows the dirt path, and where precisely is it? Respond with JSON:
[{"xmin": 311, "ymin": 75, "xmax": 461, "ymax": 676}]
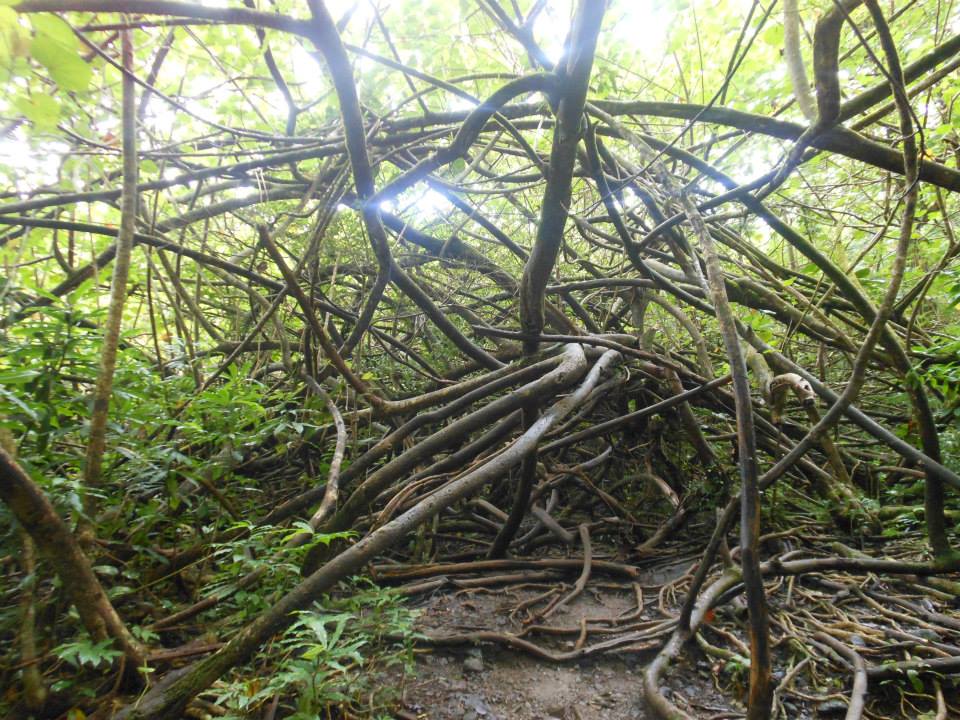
[{"xmin": 396, "ymin": 557, "xmax": 740, "ymax": 719}]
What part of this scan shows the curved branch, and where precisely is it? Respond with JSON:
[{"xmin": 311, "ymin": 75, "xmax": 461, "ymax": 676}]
[
  {"xmin": 519, "ymin": 0, "xmax": 606, "ymax": 352},
  {"xmin": 592, "ymin": 100, "xmax": 960, "ymax": 191}
]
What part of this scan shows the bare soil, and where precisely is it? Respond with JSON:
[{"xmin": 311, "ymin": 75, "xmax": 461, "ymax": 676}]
[{"xmin": 396, "ymin": 557, "xmax": 741, "ymax": 720}]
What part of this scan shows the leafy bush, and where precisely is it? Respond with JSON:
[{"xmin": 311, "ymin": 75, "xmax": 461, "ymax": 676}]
[{"xmin": 213, "ymin": 581, "xmax": 419, "ymax": 720}]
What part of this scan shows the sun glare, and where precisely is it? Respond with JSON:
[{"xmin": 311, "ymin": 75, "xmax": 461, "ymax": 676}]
[{"xmin": 533, "ymin": 0, "xmax": 672, "ymax": 65}]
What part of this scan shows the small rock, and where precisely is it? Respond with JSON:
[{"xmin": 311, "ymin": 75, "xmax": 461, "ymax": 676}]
[
  {"xmin": 464, "ymin": 656, "xmax": 484, "ymax": 673},
  {"xmin": 915, "ymin": 628, "xmax": 939, "ymax": 642},
  {"xmin": 817, "ymin": 699, "xmax": 849, "ymax": 716},
  {"xmin": 849, "ymin": 634, "xmax": 866, "ymax": 647},
  {"xmin": 546, "ymin": 704, "xmax": 566, "ymax": 716},
  {"xmin": 462, "ymin": 693, "xmax": 491, "ymax": 715},
  {"xmin": 463, "ymin": 712, "xmax": 478, "ymax": 720}
]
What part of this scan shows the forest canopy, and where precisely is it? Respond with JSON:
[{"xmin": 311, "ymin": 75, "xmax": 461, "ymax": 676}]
[{"xmin": 1, "ymin": 1, "xmax": 960, "ymax": 719}]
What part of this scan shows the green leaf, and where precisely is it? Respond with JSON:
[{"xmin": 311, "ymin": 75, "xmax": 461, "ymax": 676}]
[
  {"xmin": 762, "ymin": 24, "xmax": 784, "ymax": 48},
  {"xmin": 30, "ymin": 15, "xmax": 92, "ymax": 92},
  {"xmin": 37, "ymin": 40, "xmax": 92, "ymax": 92},
  {"xmin": 31, "ymin": 14, "xmax": 77, "ymax": 49},
  {"xmin": 14, "ymin": 92, "xmax": 60, "ymax": 129},
  {"xmin": 301, "ymin": 615, "xmax": 328, "ymax": 648},
  {"xmin": 55, "ymin": 638, "xmax": 122, "ymax": 669},
  {"xmin": 906, "ymin": 668, "xmax": 923, "ymax": 693},
  {"xmin": 0, "ymin": 386, "xmax": 41, "ymax": 420},
  {"xmin": 0, "ymin": 368, "xmax": 42, "ymax": 383},
  {"xmin": 0, "ymin": 6, "xmax": 29, "ymax": 65}
]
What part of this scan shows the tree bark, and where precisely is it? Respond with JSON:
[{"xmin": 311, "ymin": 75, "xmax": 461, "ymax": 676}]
[
  {"xmin": 0, "ymin": 447, "xmax": 145, "ymax": 670},
  {"xmin": 81, "ymin": 27, "xmax": 139, "ymax": 519}
]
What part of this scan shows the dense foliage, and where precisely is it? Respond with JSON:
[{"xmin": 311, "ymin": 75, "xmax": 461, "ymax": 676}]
[{"xmin": 1, "ymin": 1, "xmax": 959, "ymax": 718}]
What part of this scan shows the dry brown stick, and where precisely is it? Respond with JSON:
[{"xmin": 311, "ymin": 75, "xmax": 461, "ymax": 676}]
[
  {"xmin": 526, "ymin": 617, "xmax": 671, "ymax": 637},
  {"xmin": 866, "ymin": 654, "xmax": 960, "ymax": 680},
  {"xmin": 566, "ymin": 465, "xmax": 637, "ymax": 524},
  {"xmin": 474, "ymin": 498, "xmax": 508, "ymax": 522},
  {"xmin": 636, "ymin": 507, "xmax": 690, "ymax": 557},
  {"xmin": 934, "ymin": 681, "xmax": 947, "ymax": 720},
  {"xmin": 371, "ymin": 557, "xmax": 639, "ymax": 582},
  {"xmin": 574, "ymin": 617, "xmax": 589, "ymax": 651},
  {"xmin": 513, "ymin": 586, "xmax": 563, "ymax": 622},
  {"xmin": 302, "ymin": 373, "xmax": 347, "ymax": 530},
  {"xmin": 542, "ymin": 374, "xmax": 732, "ymax": 452},
  {"xmin": 372, "ymin": 474, "xmax": 448, "ymax": 529},
  {"xmin": 258, "ymin": 225, "xmax": 386, "ymax": 412},
  {"xmin": 538, "ymin": 524, "xmax": 593, "ymax": 621},
  {"xmin": 150, "ymin": 565, "xmax": 265, "ymax": 631},
  {"xmin": 148, "ymin": 643, "xmax": 225, "ymax": 664},
  {"xmin": 643, "ymin": 567, "xmax": 743, "ymax": 720},
  {"xmin": 814, "ymin": 632, "xmax": 867, "ymax": 720},
  {"xmin": 311, "ymin": 356, "xmax": 567, "ymax": 550},
  {"xmin": 665, "ymin": 367, "xmax": 716, "ymax": 466},
  {"xmin": 529, "ymin": 504, "xmax": 576, "ymax": 546},
  {"xmin": 864, "ymin": 588, "xmax": 960, "ymax": 632},
  {"xmin": 615, "ymin": 583, "xmax": 646, "ymax": 624},
  {"xmin": 766, "ymin": 554, "xmax": 960, "ymax": 576},
  {"xmin": 394, "ymin": 571, "xmax": 565, "ymax": 597},
  {"xmin": 413, "ymin": 625, "xmax": 668, "ymax": 663}
]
